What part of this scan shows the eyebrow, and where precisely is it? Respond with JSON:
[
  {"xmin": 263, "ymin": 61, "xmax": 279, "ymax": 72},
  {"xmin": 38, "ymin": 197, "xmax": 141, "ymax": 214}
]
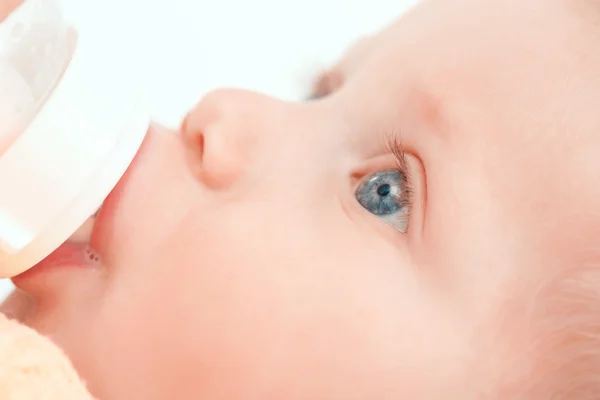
[
  {"xmin": 568, "ymin": 0, "xmax": 600, "ymax": 27},
  {"xmin": 402, "ymin": 82, "xmax": 450, "ymax": 138},
  {"xmin": 306, "ymin": 70, "xmax": 344, "ymax": 100}
]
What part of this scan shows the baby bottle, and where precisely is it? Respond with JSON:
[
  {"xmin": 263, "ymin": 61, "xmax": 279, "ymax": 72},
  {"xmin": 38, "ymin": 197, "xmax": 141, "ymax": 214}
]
[{"xmin": 0, "ymin": 0, "xmax": 149, "ymax": 277}]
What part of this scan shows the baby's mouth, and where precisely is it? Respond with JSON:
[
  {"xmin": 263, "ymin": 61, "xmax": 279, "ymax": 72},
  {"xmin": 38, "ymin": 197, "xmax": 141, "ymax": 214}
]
[{"xmin": 8, "ymin": 207, "xmax": 105, "ymax": 301}]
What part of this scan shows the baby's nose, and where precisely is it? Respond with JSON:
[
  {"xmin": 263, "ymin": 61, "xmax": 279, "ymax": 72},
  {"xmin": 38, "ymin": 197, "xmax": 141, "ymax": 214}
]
[{"xmin": 181, "ymin": 88, "xmax": 279, "ymax": 190}]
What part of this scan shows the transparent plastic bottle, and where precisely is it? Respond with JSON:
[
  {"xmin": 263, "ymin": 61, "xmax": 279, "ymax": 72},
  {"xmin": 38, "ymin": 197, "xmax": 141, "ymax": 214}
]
[{"xmin": 0, "ymin": 0, "xmax": 149, "ymax": 277}]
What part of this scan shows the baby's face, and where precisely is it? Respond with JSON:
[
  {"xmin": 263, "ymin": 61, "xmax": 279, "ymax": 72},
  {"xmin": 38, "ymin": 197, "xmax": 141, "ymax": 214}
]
[{"xmin": 7, "ymin": 0, "xmax": 600, "ymax": 398}]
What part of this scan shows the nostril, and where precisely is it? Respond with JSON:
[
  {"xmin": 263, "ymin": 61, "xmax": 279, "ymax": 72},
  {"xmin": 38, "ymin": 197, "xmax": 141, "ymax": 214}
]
[
  {"xmin": 181, "ymin": 112, "xmax": 206, "ymax": 163},
  {"xmin": 189, "ymin": 128, "xmax": 205, "ymax": 164},
  {"xmin": 182, "ymin": 130, "xmax": 206, "ymax": 183},
  {"xmin": 196, "ymin": 133, "xmax": 205, "ymax": 163}
]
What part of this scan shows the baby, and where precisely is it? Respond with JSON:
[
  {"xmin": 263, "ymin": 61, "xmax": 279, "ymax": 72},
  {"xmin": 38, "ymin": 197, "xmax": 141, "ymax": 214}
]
[{"xmin": 3, "ymin": 0, "xmax": 600, "ymax": 398}]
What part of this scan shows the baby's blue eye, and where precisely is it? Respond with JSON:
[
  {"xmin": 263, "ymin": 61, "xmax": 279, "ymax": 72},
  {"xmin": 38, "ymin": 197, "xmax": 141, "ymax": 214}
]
[{"xmin": 355, "ymin": 169, "xmax": 411, "ymax": 233}]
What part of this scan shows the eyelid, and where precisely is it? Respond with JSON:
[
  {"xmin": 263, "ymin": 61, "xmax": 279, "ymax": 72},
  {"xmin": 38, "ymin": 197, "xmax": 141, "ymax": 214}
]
[
  {"xmin": 400, "ymin": 149, "xmax": 427, "ymax": 241},
  {"xmin": 387, "ymin": 132, "xmax": 427, "ymax": 239},
  {"xmin": 384, "ymin": 136, "xmax": 415, "ymax": 229}
]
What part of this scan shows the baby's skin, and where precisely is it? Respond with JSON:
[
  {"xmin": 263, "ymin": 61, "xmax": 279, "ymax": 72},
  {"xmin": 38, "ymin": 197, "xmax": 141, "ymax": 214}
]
[
  {"xmin": 4, "ymin": 0, "xmax": 600, "ymax": 398},
  {"xmin": 0, "ymin": 0, "xmax": 20, "ymax": 21}
]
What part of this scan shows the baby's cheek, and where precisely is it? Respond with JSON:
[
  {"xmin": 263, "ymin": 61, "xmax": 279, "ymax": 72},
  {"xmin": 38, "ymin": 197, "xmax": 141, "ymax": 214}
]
[
  {"xmin": 152, "ymin": 230, "xmax": 463, "ymax": 396},
  {"xmin": 102, "ymin": 173, "xmax": 478, "ymax": 398}
]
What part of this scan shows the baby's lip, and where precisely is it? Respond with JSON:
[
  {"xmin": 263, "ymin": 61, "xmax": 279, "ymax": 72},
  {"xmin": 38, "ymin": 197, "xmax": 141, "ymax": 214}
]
[
  {"xmin": 10, "ymin": 241, "xmax": 103, "ymax": 300},
  {"xmin": 88, "ymin": 124, "xmax": 155, "ymax": 265}
]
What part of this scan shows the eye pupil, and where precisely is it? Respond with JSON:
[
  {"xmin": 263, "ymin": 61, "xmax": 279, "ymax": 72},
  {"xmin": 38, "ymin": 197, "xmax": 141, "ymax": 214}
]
[{"xmin": 377, "ymin": 184, "xmax": 391, "ymax": 197}]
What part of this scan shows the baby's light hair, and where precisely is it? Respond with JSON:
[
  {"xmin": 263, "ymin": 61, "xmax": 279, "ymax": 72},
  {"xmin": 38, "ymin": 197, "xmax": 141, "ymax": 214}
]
[
  {"xmin": 527, "ymin": 266, "xmax": 600, "ymax": 399},
  {"xmin": 484, "ymin": 266, "xmax": 600, "ymax": 399}
]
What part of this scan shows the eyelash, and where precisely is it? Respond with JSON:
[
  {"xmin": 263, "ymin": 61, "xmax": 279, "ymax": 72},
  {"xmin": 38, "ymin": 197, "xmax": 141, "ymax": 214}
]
[{"xmin": 384, "ymin": 134, "xmax": 415, "ymax": 215}]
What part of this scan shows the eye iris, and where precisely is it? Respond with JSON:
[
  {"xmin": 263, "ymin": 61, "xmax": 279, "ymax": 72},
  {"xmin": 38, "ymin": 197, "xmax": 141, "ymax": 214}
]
[
  {"xmin": 377, "ymin": 183, "xmax": 391, "ymax": 197},
  {"xmin": 354, "ymin": 169, "xmax": 410, "ymax": 233},
  {"xmin": 355, "ymin": 170, "xmax": 404, "ymax": 216}
]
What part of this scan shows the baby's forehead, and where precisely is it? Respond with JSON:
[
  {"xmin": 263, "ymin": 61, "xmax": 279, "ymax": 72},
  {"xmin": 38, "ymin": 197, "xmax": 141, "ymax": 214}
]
[
  {"xmin": 329, "ymin": 0, "xmax": 597, "ymax": 84},
  {"xmin": 321, "ymin": 0, "xmax": 600, "ymax": 131}
]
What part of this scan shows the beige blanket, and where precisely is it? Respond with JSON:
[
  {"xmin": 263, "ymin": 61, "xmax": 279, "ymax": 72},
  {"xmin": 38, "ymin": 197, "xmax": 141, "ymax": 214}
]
[{"xmin": 0, "ymin": 314, "xmax": 94, "ymax": 399}]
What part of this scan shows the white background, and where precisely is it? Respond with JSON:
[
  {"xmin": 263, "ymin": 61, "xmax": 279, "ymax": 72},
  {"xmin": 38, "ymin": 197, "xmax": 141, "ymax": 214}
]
[{"xmin": 1, "ymin": 0, "xmax": 418, "ymax": 300}]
